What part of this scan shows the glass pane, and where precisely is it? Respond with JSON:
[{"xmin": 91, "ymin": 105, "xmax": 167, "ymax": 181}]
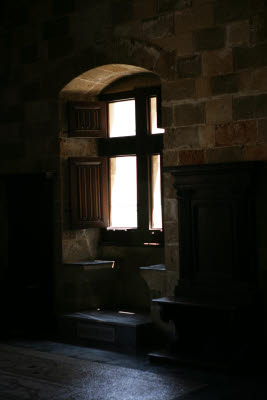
[
  {"xmin": 109, "ymin": 100, "xmax": 136, "ymax": 137},
  {"xmin": 151, "ymin": 154, "xmax": 162, "ymax": 229},
  {"xmin": 109, "ymin": 156, "xmax": 137, "ymax": 228},
  {"xmin": 150, "ymin": 97, "xmax": 165, "ymax": 134}
]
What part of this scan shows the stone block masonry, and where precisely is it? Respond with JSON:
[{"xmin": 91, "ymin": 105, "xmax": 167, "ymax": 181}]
[
  {"xmin": 174, "ymin": 102, "xmax": 205, "ymax": 126},
  {"xmin": 48, "ymin": 36, "xmax": 73, "ymax": 59},
  {"xmin": 202, "ymin": 48, "xmax": 233, "ymax": 76},
  {"xmin": 175, "ymin": 54, "xmax": 201, "ymax": 78},
  {"xmin": 162, "ymin": 106, "xmax": 173, "ymax": 128},
  {"xmin": 3, "ymin": 0, "xmax": 267, "ymax": 315},
  {"xmin": 205, "ymin": 146, "xmax": 244, "ymax": 164},
  {"xmin": 164, "ymin": 126, "xmax": 200, "ymax": 149},
  {"xmin": 244, "ymin": 144, "xmax": 267, "ymax": 161},
  {"xmin": 162, "ymin": 79, "xmax": 195, "ymax": 101},
  {"xmin": 21, "ymin": 82, "xmax": 41, "ymax": 102},
  {"xmin": 258, "ymin": 119, "xmax": 267, "ymax": 143},
  {"xmin": 179, "ymin": 149, "xmax": 205, "ymax": 164},
  {"xmin": 52, "ymin": 0, "xmax": 74, "ymax": 16},
  {"xmin": 215, "ymin": 0, "xmax": 257, "ymax": 24},
  {"xmin": 142, "ymin": 14, "xmax": 174, "ymax": 40},
  {"xmin": 215, "ymin": 121, "xmax": 258, "ymax": 147},
  {"xmin": 211, "ymin": 73, "xmax": 239, "ymax": 95},
  {"xmin": 226, "ymin": 20, "xmax": 250, "ymax": 47},
  {"xmin": 233, "ymin": 45, "xmax": 267, "ymax": 71},
  {"xmin": 193, "ymin": 27, "xmax": 225, "ymax": 51},
  {"xmin": 250, "ymin": 11, "xmax": 267, "ymax": 45},
  {"xmin": 239, "ymin": 68, "xmax": 267, "ymax": 93},
  {"xmin": 158, "ymin": 0, "xmax": 267, "ymax": 171},
  {"xmin": 21, "ymin": 44, "xmax": 39, "ymax": 64},
  {"xmin": 157, "ymin": 0, "xmax": 192, "ymax": 13},
  {"xmin": 43, "ymin": 16, "xmax": 70, "ymax": 40},
  {"xmin": 233, "ymin": 94, "xmax": 267, "ymax": 120},
  {"xmin": 206, "ymin": 96, "xmax": 232, "ymax": 124}
]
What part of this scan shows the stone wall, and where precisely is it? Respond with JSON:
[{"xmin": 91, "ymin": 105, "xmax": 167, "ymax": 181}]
[{"xmin": 1, "ymin": 0, "xmax": 267, "ymax": 318}]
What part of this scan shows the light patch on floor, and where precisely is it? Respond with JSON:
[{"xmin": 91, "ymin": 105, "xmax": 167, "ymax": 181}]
[{"xmin": 0, "ymin": 344, "xmax": 205, "ymax": 400}]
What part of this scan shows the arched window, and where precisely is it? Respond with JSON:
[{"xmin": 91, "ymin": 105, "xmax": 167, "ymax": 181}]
[{"xmin": 68, "ymin": 71, "xmax": 164, "ymax": 245}]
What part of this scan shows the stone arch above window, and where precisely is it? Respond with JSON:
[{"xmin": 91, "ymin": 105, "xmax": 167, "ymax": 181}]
[{"xmin": 59, "ymin": 64, "xmax": 160, "ymax": 101}]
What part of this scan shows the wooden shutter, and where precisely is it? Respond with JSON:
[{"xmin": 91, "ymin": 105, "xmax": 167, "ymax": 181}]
[
  {"xmin": 70, "ymin": 157, "xmax": 108, "ymax": 228},
  {"xmin": 68, "ymin": 101, "xmax": 107, "ymax": 137}
]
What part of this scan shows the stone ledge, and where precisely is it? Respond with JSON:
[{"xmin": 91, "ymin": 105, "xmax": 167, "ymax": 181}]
[
  {"xmin": 63, "ymin": 260, "xmax": 115, "ymax": 270},
  {"xmin": 139, "ymin": 264, "xmax": 166, "ymax": 271}
]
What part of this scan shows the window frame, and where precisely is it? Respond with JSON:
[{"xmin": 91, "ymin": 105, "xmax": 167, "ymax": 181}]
[{"xmin": 98, "ymin": 86, "xmax": 164, "ymax": 246}]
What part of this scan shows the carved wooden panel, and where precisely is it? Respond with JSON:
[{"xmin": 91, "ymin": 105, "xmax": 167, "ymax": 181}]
[
  {"xmin": 193, "ymin": 201, "xmax": 234, "ymax": 284},
  {"xmin": 70, "ymin": 157, "xmax": 108, "ymax": 228},
  {"xmin": 69, "ymin": 102, "xmax": 107, "ymax": 137},
  {"xmin": 167, "ymin": 162, "xmax": 262, "ymax": 299}
]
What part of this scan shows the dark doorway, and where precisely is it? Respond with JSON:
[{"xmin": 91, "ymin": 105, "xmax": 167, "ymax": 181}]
[{"xmin": 0, "ymin": 174, "xmax": 54, "ymax": 338}]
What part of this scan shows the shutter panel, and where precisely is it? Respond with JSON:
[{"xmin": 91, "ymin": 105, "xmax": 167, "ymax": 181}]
[
  {"xmin": 69, "ymin": 101, "xmax": 107, "ymax": 137},
  {"xmin": 70, "ymin": 157, "xmax": 108, "ymax": 228}
]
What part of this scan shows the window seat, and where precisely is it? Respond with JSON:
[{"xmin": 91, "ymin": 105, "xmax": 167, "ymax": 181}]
[{"xmin": 64, "ymin": 260, "xmax": 115, "ymax": 270}]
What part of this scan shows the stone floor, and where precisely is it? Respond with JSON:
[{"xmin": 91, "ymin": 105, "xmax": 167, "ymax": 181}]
[{"xmin": 0, "ymin": 339, "xmax": 267, "ymax": 399}]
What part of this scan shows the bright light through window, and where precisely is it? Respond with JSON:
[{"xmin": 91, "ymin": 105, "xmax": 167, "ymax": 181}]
[
  {"xmin": 109, "ymin": 156, "xmax": 137, "ymax": 228},
  {"xmin": 150, "ymin": 97, "xmax": 165, "ymax": 134},
  {"xmin": 109, "ymin": 100, "xmax": 136, "ymax": 137},
  {"xmin": 151, "ymin": 154, "xmax": 162, "ymax": 229}
]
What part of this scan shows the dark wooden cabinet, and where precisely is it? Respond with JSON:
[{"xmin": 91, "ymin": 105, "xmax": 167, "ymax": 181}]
[
  {"xmin": 0, "ymin": 174, "xmax": 54, "ymax": 337},
  {"xmin": 154, "ymin": 162, "xmax": 264, "ymax": 365},
  {"xmin": 171, "ymin": 162, "xmax": 259, "ymax": 300}
]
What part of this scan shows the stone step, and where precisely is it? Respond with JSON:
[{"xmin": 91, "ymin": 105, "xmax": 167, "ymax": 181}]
[{"xmin": 57, "ymin": 310, "xmax": 153, "ymax": 353}]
